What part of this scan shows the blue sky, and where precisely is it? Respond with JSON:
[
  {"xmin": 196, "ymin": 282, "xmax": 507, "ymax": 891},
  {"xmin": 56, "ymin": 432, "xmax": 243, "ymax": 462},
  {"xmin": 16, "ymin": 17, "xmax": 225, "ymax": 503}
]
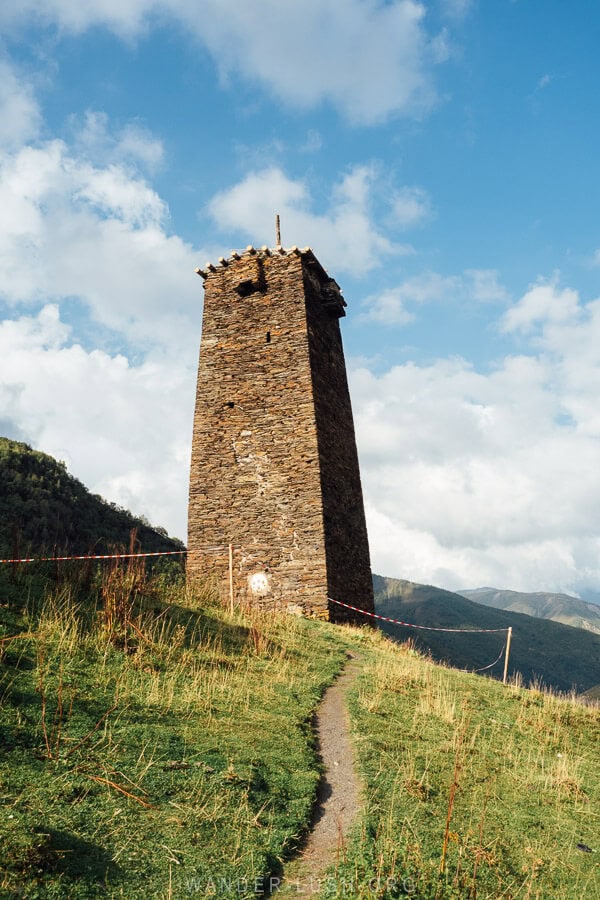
[{"xmin": 2, "ymin": 1, "xmax": 600, "ymax": 600}]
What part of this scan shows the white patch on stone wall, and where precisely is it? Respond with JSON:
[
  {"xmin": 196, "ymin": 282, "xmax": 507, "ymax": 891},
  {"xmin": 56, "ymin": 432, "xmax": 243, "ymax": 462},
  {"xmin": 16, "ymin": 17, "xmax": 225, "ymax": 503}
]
[{"xmin": 249, "ymin": 571, "xmax": 271, "ymax": 596}]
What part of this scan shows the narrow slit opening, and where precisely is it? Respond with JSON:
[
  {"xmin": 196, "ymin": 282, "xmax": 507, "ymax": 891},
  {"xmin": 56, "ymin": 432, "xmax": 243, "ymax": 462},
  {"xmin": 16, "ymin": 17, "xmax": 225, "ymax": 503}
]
[{"xmin": 266, "ymin": 331, "xmax": 271, "ymax": 344}]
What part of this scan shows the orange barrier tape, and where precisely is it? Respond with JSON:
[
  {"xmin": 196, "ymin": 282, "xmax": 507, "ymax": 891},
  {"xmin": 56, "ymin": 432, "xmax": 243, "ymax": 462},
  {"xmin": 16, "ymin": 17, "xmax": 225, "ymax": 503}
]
[
  {"xmin": 0, "ymin": 549, "xmax": 193, "ymax": 564},
  {"xmin": 328, "ymin": 597, "xmax": 509, "ymax": 634}
]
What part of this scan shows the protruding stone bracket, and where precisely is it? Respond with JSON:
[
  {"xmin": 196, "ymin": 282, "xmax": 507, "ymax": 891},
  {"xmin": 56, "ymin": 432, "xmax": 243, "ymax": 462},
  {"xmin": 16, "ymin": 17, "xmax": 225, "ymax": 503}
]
[{"xmin": 322, "ymin": 280, "xmax": 347, "ymax": 318}]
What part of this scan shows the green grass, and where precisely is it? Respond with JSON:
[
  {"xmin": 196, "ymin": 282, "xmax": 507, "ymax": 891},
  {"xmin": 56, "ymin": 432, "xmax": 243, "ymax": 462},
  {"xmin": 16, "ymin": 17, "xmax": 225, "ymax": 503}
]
[
  {"xmin": 326, "ymin": 636, "xmax": 600, "ymax": 899},
  {"xmin": 2, "ymin": 570, "xmax": 599, "ymax": 899},
  {"xmin": 0, "ymin": 569, "xmax": 350, "ymax": 898}
]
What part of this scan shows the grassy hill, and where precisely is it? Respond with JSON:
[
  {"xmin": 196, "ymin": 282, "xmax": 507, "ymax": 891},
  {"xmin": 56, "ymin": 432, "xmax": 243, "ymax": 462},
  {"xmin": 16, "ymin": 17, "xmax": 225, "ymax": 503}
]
[
  {"xmin": 1, "ymin": 439, "xmax": 599, "ymax": 895},
  {"xmin": 0, "ymin": 437, "xmax": 183, "ymax": 559},
  {"xmin": 458, "ymin": 586, "xmax": 600, "ymax": 635},
  {"xmin": 1, "ymin": 572, "xmax": 598, "ymax": 898},
  {"xmin": 373, "ymin": 575, "xmax": 600, "ymax": 694}
]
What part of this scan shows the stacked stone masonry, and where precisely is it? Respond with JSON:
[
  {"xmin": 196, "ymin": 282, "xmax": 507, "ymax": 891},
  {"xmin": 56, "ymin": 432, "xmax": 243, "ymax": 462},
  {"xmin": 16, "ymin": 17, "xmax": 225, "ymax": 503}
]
[{"xmin": 187, "ymin": 245, "xmax": 375, "ymax": 623}]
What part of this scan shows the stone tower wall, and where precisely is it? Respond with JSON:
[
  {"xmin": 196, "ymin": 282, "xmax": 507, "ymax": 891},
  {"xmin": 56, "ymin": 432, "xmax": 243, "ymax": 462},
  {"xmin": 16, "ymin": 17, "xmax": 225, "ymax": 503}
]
[
  {"xmin": 303, "ymin": 265, "xmax": 375, "ymax": 620},
  {"xmin": 187, "ymin": 247, "xmax": 374, "ymax": 621}
]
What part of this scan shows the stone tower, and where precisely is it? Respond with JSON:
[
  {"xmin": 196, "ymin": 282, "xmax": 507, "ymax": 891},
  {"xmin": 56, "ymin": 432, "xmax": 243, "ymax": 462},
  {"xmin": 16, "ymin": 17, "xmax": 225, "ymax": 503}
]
[{"xmin": 187, "ymin": 243, "xmax": 374, "ymax": 622}]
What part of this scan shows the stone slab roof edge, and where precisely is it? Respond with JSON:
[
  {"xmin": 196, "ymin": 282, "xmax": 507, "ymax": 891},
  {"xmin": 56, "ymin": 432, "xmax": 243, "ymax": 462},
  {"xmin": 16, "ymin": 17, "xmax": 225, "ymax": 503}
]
[{"xmin": 194, "ymin": 245, "xmax": 336, "ymax": 287}]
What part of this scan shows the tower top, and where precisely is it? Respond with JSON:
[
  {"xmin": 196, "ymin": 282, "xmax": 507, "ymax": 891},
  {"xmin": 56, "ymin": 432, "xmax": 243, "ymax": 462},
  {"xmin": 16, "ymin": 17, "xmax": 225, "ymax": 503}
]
[
  {"xmin": 194, "ymin": 245, "xmax": 347, "ymax": 318},
  {"xmin": 194, "ymin": 244, "xmax": 343, "ymax": 294},
  {"xmin": 195, "ymin": 244, "xmax": 312, "ymax": 279}
]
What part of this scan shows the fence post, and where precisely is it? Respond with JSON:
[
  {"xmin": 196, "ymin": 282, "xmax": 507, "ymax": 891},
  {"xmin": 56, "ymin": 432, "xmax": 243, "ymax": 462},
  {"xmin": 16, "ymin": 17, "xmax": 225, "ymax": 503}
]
[
  {"xmin": 228, "ymin": 543, "xmax": 234, "ymax": 615},
  {"xmin": 502, "ymin": 626, "xmax": 513, "ymax": 684}
]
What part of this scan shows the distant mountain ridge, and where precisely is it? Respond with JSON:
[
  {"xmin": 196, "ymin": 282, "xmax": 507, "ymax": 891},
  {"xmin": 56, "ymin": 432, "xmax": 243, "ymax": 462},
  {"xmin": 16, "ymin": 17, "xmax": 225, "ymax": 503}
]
[
  {"xmin": 373, "ymin": 575, "xmax": 600, "ymax": 694},
  {"xmin": 458, "ymin": 587, "xmax": 600, "ymax": 635},
  {"xmin": 0, "ymin": 437, "xmax": 183, "ymax": 558}
]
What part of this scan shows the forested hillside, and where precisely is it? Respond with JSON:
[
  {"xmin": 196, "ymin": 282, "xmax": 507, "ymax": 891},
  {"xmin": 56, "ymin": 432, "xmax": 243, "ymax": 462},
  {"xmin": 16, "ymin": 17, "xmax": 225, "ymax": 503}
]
[{"xmin": 0, "ymin": 438, "xmax": 183, "ymax": 558}]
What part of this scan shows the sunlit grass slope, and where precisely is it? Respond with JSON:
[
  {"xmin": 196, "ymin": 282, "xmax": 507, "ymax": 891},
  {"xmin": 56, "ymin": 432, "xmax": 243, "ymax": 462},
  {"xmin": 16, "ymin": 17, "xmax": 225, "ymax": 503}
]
[
  {"xmin": 332, "ymin": 635, "xmax": 600, "ymax": 899},
  {"xmin": 1, "ymin": 567, "xmax": 598, "ymax": 899},
  {"xmin": 0, "ymin": 569, "xmax": 349, "ymax": 897}
]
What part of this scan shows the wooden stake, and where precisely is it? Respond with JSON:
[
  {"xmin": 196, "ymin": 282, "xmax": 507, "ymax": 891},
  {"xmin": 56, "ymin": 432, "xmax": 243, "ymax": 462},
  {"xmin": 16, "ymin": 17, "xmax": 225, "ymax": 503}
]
[
  {"xmin": 228, "ymin": 543, "xmax": 234, "ymax": 614},
  {"xmin": 502, "ymin": 626, "xmax": 513, "ymax": 684},
  {"xmin": 275, "ymin": 214, "xmax": 281, "ymax": 247}
]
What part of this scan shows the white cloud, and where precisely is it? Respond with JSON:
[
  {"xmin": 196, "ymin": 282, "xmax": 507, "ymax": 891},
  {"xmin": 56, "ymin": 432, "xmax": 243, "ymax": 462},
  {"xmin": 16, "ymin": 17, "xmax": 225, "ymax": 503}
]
[
  {"xmin": 0, "ymin": 304, "xmax": 193, "ymax": 539},
  {"xmin": 73, "ymin": 111, "xmax": 165, "ymax": 172},
  {"xmin": 352, "ymin": 281, "xmax": 600, "ymax": 595},
  {"xmin": 74, "ymin": 162, "xmax": 166, "ymax": 227},
  {"xmin": 0, "ymin": 131, "xmax": 201, "ymax": 354},
  {"xmin": 0, "ymin": 0, "xmax": 154, "ymax": 37},
  {"xmin": 195, "ymin": 0, "xmax": 441, "ymax": 125},
  {"xmin": 465, "ymin": 268, "xmax": 509, "ymax": 303},
  {"xmin": 363, "ymin": 268, "xmax": 508, "ymax": 323},
  {"xmin": 501, "ymin": 276, "xmax": 579, "ymax": 333},
  {"xmin": 365, "ymin": 506, "xmax": 594, "ymax": 598},
  {"xmin": 208, "ymin": 165, "xmax": 405, "ymax": 276},
  {"xmin": 0, "ymin": 59, "xmax": 41, "ymax": 148},
  {"xmin": 362, "ymin": 273, "xmax": 460, "ymax": 324},
  {"xmin": 390, "ymin": 186, "xmax": 433, "ymax": 228},
  {"xmin": 0, "ymin": 0, "xmax": 457, "ymax": 124}
]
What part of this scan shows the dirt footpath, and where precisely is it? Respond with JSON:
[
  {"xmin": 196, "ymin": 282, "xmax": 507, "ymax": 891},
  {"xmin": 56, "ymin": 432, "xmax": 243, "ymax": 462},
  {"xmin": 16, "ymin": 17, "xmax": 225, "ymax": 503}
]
[{"xmin": 275, "ymin": 652, "xmax": 363, "ymax": 895}]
